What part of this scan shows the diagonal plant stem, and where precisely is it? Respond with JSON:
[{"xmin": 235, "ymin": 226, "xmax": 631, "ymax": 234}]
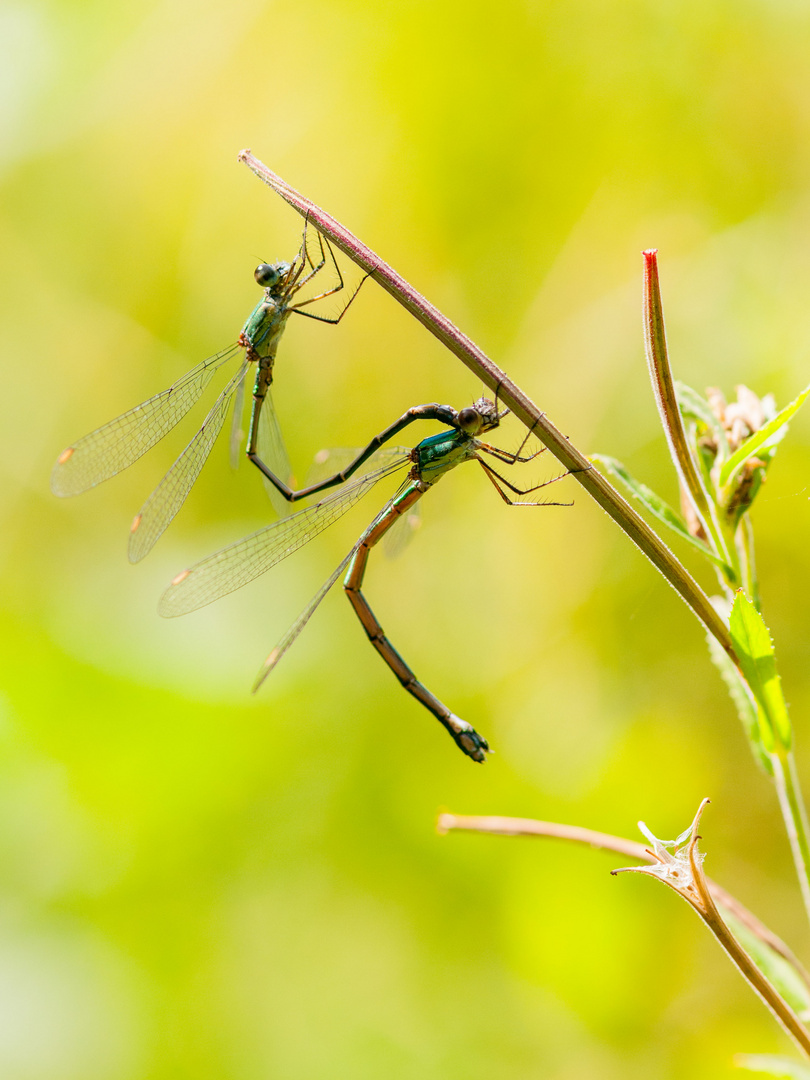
[
  {"xmin": 437, "ymin": 811, "xmax": 810, "ymax": 992},
  {"xmin": 628, "ymin": 800, "xmax": 810, "ymax": 1059},
  {"xmin": 440, "ymin": 806, "xmax": 810, "ymax": 1058},
  {"xmin": 237, "ymin": 149, "xmax": 736, "ymax": 665}
]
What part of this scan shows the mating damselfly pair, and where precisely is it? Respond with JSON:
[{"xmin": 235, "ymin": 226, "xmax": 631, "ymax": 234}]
[{"xmin": 52, "ymin": 223, "xmax": 570, "ymax": 761}]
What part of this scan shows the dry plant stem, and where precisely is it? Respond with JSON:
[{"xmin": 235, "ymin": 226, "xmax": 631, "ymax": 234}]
[
  {"xmin": 703, "ymin": 921, "xmax": 810, "ymax": 1055},
  {"xmin": 682, "ymin": 808, "xmax": 810, "ymax": 1059},
  {"xmin": 443, "ymin": 809, "xmax": 810, "ymax": 1056},
  {"xmin": 438, "ymin": 812, "xmax": 810, "ymax": 991},
  {"xmin": 237, "ymin": 150, "xmax": 736, "ymax": 665},
  {"xmin": 642, "ymin": 251, "xmax": 734, "ymax": 575}
]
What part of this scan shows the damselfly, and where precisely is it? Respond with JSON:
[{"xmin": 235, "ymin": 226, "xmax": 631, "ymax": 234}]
[
  {"xmin": 159, "ymin": 397, "xmax": 571, "ymax": 761},
  {"xmin": 51, "ymin": 223, "xmax": 364, "ymax": 561}
]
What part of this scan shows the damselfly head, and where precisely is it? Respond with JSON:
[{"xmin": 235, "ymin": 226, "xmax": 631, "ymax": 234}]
[
  {"xmin": 254, "ymin": 261, "xmax": 291, "ymax": 289},
  {"xmin": 457, "ymin": 397, "xmax": 500, "ymax": 436}
]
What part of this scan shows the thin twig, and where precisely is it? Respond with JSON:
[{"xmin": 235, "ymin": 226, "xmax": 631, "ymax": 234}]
[
  {"xmin": 680, "ymin": 802, "xmax": 810, "ymax": 1058},
  {"xmin": 237, "ymin": 150, "xmax": 737, "ymax": 665},
  {"xmin": 437, "ymin": 812, "xmax": 810, "ymax": 993}
]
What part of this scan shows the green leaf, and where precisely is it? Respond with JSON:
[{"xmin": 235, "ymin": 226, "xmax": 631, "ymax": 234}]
[
  {"xmin": 675, "ymin": 380, "xmax": 720, "ymax": 428},
  {"xmin": 721, "ymin": 909, "xmax": 810, "ymax": 1015},
  {"xmin": 728, "ymin": 593, "xmax": 791, "ymax": 752},
  {"xmin": 719, "ymin": 382, "xmax": 810, "ymax": 487},
  {"xmin": 592, "ymin": 455, "xmax": 730, "ymax": 571},
  {"xmin": 706, "ymin": 625, "xmax": 771, "ymax": 773},
  {"xmin": 735, "ymin": 1055, "xmax": 810, "ymax": 1078}
]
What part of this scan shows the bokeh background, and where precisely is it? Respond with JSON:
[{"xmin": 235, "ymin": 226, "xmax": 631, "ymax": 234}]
[{"xmin": 3, "ymin": 1, "xmax": 810, "ymax": 1077}]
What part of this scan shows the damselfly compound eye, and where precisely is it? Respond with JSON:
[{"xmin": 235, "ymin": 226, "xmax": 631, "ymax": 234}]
[
  {"xmin": 255, "ymin": 263, "xmax": 281, "ymax": 287},
  {"xmin": 457, "ymin": 407, "xmax": 481, "ymax": 434}
]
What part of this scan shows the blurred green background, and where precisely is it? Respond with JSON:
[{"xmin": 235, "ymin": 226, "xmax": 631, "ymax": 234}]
[{"xmin": 3, "ymin": 0, "xmax": 810, "ymax": 1076}]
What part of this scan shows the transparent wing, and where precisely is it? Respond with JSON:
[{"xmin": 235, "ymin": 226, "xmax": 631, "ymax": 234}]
[
  {"xmin": 158, "ymin": 456, "xmax": 408, "ymax": 618},
  {"xmin": 52, "ymin": 343, "xmax": 241, "ymax": 496},
  {"xmin": 257, "ymin": 388, "xmax": 294, "ymax": 519},
  {"xmin": 383, "ymin": 501, "xmax": 422, "ymax": 558},
  {"xmin": 305, "ymin": 446, "xmax": 411, "ymax": 486},
  {"xmin": 128, "ymin": 358, "xmax": 250, "ymax": 563},
  {"xmin": 252, "ymin": 542, "xmax": 361, "ymax": 693},
  {"xmin": 230, "ymin": 376, "xmax": 292, "ymax": 519},
  {"xmin": 228, "ymin": 367, "xmax": 248, "ymax": 468}
]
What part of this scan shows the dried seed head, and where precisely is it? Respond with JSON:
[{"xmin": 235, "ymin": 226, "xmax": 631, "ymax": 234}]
[{"xmin": 612, "ymin": 799, "xmax": 712, "ymax": 915}]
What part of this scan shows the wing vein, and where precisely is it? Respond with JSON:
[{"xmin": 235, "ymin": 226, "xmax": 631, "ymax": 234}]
[
  {"xmin": 158, "ymin": 457, "xmax": 408, "ymax": 617},
  {"xmin": 52, "ymin": 344, "xmax": 241, "ymax": 496}
]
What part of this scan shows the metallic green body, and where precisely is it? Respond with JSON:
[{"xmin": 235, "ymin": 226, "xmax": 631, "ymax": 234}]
[
  {"xmin": 239, "ymin": 266, "xmax": 296, "ymax": 481},
  {"xmin": 241, "ymin": 294, "xmax": 291, "ymax": 361},
  {"xmin": 411, "ymin": 427, "xmax": 479, "ymax": 486},
  {"xmin": 380, "ymin": 427, "xmax": 479, "ymax": 518}
]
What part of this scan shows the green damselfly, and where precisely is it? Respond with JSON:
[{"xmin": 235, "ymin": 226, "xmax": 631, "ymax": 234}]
[
  {"xmin": 51, "ymin": 223, "xmax": 364, "ymax": 561},
  {"xmin": 159, "ymin": 397, "xmax": 570, "ymax": 761}
]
